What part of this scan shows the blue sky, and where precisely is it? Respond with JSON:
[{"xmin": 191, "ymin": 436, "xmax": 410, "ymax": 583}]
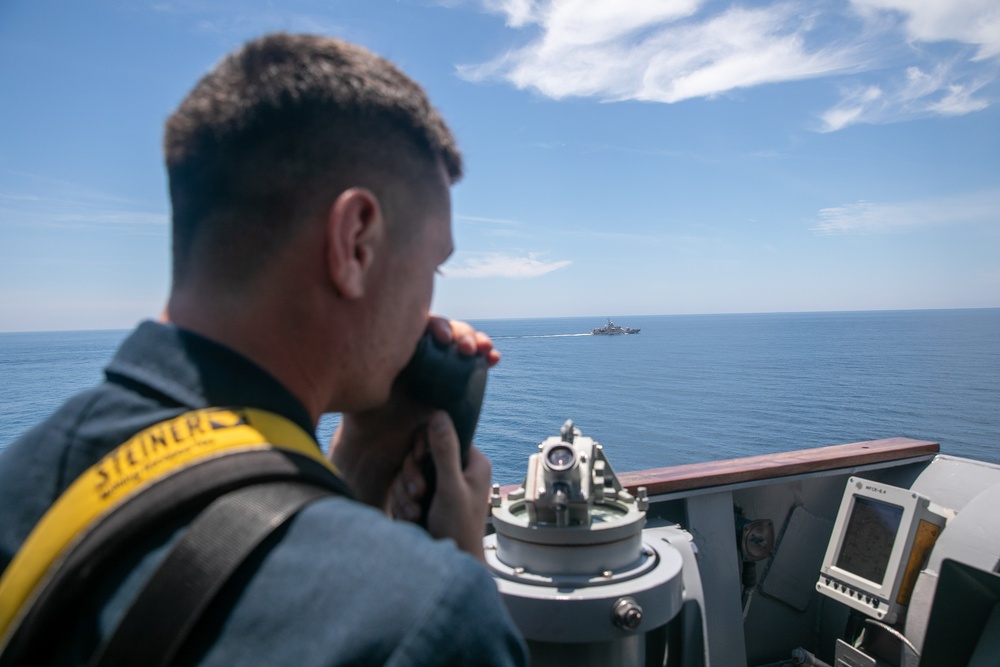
[{"xmin": 1, "ymin": 0, "xmax": 998, "ymax": 332}]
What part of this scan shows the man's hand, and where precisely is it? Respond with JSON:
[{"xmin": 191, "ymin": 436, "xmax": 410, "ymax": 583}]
[
  {"xmin": 427, "ymin": 316, "xmax": 500, "ymax": 367},
  {"xmin": 329, "ymin": 316, "xmax": 498, "ymax": 517},
  {"xmin": 328, "ymin": 383, "xmax": 425, "ymax": 511},
  {"xmin": 413, "ymin": 411, "xmax": 492, "ymax": 562}
]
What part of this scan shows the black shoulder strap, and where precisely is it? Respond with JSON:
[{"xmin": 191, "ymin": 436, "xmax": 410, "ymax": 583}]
[{"xmin": 91, "ymin": 480, "xmax": 333, "ymax": 667}]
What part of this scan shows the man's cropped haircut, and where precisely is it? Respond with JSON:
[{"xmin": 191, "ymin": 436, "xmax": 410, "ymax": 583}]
[{"xmin": 165, "ymin": 33, "xmax": 463, "ymax": 288}]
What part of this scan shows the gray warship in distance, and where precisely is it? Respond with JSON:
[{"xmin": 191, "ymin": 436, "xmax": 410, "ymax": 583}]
[
  {"xmin": 591, "ymin": 319, "xmax": 640, "ymax": 335},
  {"xmin": 486, "ymin": 420, "xmax": 1000, "ymax": 667}
]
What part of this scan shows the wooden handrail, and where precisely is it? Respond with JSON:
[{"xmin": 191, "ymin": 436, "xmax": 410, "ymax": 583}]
[
  {"xmin": 619, "ymin": 437, "xmax": 939, "ymax": 495},
  {"xmin": 497, "ymin": 437, "xmax": 939, "ymax": 497}
]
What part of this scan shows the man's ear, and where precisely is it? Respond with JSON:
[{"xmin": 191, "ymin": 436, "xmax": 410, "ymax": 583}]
[{"xmin": 325, "ymin": 188, "xmax": 385, "ymax": 299}]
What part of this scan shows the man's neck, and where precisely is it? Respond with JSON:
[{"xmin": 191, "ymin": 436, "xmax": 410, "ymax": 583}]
[{"xmin": 162, "ymin": 295, "xmax": 341, "ymax": 428}]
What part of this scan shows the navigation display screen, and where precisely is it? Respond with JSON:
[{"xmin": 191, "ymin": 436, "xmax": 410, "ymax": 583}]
[{"xmin": 835, "ymin": 496, "xmax": 904, "ymax": 584}]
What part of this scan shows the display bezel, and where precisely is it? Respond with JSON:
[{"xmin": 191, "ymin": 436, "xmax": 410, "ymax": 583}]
[{"xmin": 819, "ymin": 478, "xmax": 926, "ymax": 608}]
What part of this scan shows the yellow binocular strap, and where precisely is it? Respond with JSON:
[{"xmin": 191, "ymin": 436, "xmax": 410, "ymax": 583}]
[{"xmin": 0, "ymin": 407, "xmax": 338, "ymax": 644}]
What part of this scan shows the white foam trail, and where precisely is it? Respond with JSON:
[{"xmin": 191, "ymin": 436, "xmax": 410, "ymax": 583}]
[{"xmin": 492, "ymin": 333, "xmax": 592, "ymax": 339}]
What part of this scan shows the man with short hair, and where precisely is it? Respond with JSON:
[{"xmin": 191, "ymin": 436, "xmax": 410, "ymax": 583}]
[{"xmin": 0, "ymin": 33, "xmax": 527, "ymax": 665}]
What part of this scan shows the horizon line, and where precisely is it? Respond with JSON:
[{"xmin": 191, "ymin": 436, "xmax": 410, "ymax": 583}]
[{"xmin": 2, "ymin": 306, "xmax": 998, "ymax": 335}]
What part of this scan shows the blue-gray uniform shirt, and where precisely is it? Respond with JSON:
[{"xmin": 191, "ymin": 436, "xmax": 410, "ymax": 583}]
[{"xmin": 0, "ymin": 321, "xmax": 528, "ymax": 666}]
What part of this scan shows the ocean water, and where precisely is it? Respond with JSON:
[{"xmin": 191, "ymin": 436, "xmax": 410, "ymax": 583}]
[{"xmin": 1, "ymin": 310, "xmax": 998, "ymax": 485}]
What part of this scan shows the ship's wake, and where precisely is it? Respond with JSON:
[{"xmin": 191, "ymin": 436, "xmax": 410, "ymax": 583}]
[{"xmin": 491, "ymin": 333, "xmax": 592, "ymax": 339}]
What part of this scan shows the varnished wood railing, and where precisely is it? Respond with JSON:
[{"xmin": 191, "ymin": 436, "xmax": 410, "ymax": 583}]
[
  {"xmin": 619, "ymin": 437, "xmax": 939, "ymax": 496},
  {"xmin": 497, "ymin": 437, "xmax": 939, "ymax": 498}
]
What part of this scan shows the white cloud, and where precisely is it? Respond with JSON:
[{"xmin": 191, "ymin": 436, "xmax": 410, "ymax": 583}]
[
  {"xmin": 461, "ymin": 2, "xmax": 860, "ymax": 103},
  {"xmin": 637, "ymin": 6, "xmax": 862, "ymax": 103},
  {"xmin": 456, "ymin": 214, "xmax": 520, "ymax": 225},
  {"xmin": 541, "ymin": 0, "xmax": 700, "ymax": 47},
  {"xmin": 464, "ymin": 0, "xmax": 998, "ymax": 128},
  {"xmin": 819, "ymin": 63, "xmax": 990, "ymax": 131},
  {"xmin": 0, "ymin": 192, "xmax": 42, "ymax": 202},
  {"xmin": 0, "ymin": 205, "xmax": 169, "ymax": 234},
  {"xmin": 819, "ymin": 85, "xmax": 882, "ymax": 131},
  {"xmin": 812, "ymin": 190, "xmax": 1000, "ymax": 234},
  {"xmin": 442, "ymin": 252, "xmax": 571, "ymax": 278},
  {"xmin": 851, "ymin": 0, "xmax": 1000, "ymax": 60},
  {"xmin": 0, "ymin": 174, "xmax": 167, "ymax": 232},
  {"xmin": 927, "ymin": 79, "xmax": 991, "ymax": 115},
  {"xmin": 481, "ymin": 0, "xmax": 539, "ymax": 27},
  {"xmin": 49, "ymin": 211, "xmax": 169, "ymax": 227}
]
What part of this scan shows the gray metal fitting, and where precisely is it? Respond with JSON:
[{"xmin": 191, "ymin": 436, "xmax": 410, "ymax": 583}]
[
  {"xmin": 637, "ymin": 486, "xmax": 649, "ymax": 512},
  {"xmin": 612, "ymin": 597, "xmax": 643, "ymax": 631}
]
